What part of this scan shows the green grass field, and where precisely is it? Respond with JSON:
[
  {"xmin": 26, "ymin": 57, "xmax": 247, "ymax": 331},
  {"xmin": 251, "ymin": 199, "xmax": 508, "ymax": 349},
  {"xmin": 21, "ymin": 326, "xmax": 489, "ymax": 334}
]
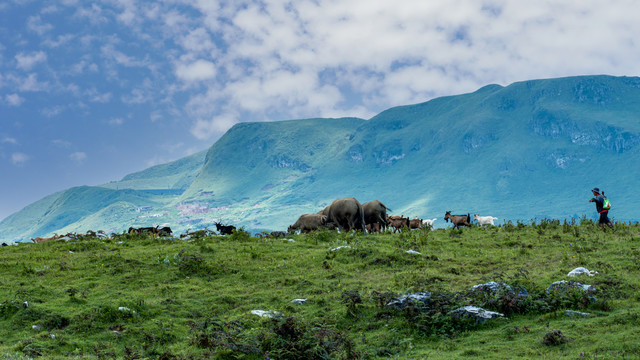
[{"xmin": 1, "ymin": 220, "xmax": 639, "ymax": 359}]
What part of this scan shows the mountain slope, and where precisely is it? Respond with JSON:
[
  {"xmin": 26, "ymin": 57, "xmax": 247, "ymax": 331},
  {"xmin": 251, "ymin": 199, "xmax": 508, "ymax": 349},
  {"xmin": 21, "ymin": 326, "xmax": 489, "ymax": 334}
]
[{"xmin": 2, "ymin": 75, "xmax": 639, "ymax": 241}]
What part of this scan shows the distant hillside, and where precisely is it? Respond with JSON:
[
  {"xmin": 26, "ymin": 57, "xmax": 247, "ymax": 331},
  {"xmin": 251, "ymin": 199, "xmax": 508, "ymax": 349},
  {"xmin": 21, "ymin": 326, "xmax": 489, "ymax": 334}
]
[{"xmin": 2, "ymin": 75, "xmax": 640, "ymax": 241}]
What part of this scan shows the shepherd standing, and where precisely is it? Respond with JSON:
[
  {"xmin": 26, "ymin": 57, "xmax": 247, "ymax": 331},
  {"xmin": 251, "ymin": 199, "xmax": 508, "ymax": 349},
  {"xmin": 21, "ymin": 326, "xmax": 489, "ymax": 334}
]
[{"xmin": 589, "ymin": 187, "xmax": 613, "ymax": 230}]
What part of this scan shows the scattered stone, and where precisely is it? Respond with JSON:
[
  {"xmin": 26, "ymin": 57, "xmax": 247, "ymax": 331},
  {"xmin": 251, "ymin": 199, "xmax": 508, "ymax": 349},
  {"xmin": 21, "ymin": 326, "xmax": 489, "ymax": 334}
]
[
  {"xmin": 330, "ymin": 246, "xmax": 351, "ymax": 251},
  {"xmin": 565, "ymin": 310, "xmax": 591, "ymax": 317},
  {"xmin": 32, "ymin": 325, "xmax": 41, "ymax": 330},
  {"xmin": 567, "ymin": 267, "xmax": 598, "ymax": 277},
  {"xmin": 118, "ymin": 306, "xmax": 135, "ymax": 314},
  {"xmin": 291, "ymin": 299, "xmax": 307, "ymax": 305},
  {"xmin": 22, "ymin": 301, "xmax": 29, "ymax": 308},
  {"xmin": 546, "ymin": 280, "xmax": 594, "ymax": 293},
  {"xmin": 283, "ymin": 238, "xmax": 295, "ymax": 242},
  {"xmin": 405, "ymin": 250, "xmax": 421, "ymax": 255},
  {"xmin": 49, "ymin": 334, "xmax": 56, "ymax": 339},
  {"xmin": 386, "ymin": 292, "xmax": 431, "ymax": 310},
  {"xmin": 451, "ymin": 306, "xmax": 504, "ymax": 323},
  {"xmin": 543, "ymin": 329, "xmax": 569, "ymax": 346},
  {"xmin": 471, "ymin": 281, "xmax": 529, "ymax": 297},
  {"xmin": 251, "ymin": 310, "xmax": 281, "ymax": 318}
]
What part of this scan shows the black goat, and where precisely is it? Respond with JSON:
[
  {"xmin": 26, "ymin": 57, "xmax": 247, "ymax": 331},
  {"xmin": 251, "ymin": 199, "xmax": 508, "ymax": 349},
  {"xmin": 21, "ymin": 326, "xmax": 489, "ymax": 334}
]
[{"xmin": 215, "ymin": 222, "xmax": 236, "ymax": 235}]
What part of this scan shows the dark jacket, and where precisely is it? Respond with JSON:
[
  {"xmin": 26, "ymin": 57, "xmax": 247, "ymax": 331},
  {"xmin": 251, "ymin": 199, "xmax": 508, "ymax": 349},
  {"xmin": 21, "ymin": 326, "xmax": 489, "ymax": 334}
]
[{"xmin": 591, "ymin": 194, "xmax": 607, "ymax": 213}]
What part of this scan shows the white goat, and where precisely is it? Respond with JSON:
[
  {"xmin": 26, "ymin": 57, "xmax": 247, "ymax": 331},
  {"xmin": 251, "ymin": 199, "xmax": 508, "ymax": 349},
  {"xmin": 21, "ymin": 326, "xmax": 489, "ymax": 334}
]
[
  {"xmin": 473, "ymin": 214, "xmax": 498, "ymax": 226},
  {"xmin": 421, "ymin": 218, "xmax": 437, "ymax": 228}
]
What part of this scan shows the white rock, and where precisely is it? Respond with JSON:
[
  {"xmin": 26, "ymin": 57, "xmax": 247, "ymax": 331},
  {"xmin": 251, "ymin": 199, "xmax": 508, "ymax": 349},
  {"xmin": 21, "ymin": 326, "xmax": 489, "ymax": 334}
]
[
  {"xmin": 330, "ymin": 246, "xmax": 351, "ymax": 251},
  {"xmin": 291, "ymin": 299, "xmax": 307, "ymax": 305},
  {"xmin": 32, "ymin": 325, "xmax": 41, "ymax": 330},
  {"xmin": 567, "ymin": 267, "xmax": 598, "ymax": 277},
  {"xmin": 565, "ymin": 310, "xmax": 591, "ymax": 317},
  {"xmin": 118, "ymin": 307, "xmax": 135, "ymax": 313},
  {"xmin": 547, "ymin": 280, "xmax": 595, "ymax": 293},
  {"xmin": 251, "ymin": 310, "xmax": 280, "ymax": 318},
  {"xmin": 405, "ymin": 250, "xmax": 421, "ymax": 255},
  {"xmin": 283, "ymin": 238, "xmax": 295, "ymax": 242},
  {"xmin": 453, "ymin": 306, "xmax": 504, "ymax": 322},
  {"xmin": 49, "ymin": 334, "xmax": 56, "ymax": 339}
]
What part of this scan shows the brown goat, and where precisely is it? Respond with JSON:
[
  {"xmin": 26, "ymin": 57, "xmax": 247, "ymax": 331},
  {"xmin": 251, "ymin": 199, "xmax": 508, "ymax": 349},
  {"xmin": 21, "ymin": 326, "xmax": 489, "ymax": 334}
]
[
  {"xmin": 387, "ymin": 215, "xmax": 410, "ymax": 233},
  {"xmin": 444, "ymin": 211, "xmax": 471, "ymax": 229},
  {"xmin": 31, "ymin": 234, "xmax": 61, "ymax": 243},
  {"xmin": 409, "ymin": 218, "xmax": 423, "ymax": 229}
]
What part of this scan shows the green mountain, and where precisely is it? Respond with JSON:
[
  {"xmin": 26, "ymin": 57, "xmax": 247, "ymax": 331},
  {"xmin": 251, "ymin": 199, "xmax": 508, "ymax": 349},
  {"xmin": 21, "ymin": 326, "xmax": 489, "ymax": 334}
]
[{"xmin": 2, "ymin": 75, "xmax": 640, "ymax": 242}]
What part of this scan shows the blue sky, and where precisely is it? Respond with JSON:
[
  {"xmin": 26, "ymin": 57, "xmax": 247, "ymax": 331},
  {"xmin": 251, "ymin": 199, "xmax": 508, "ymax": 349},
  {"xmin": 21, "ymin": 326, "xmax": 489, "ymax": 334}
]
[{"xmin": 1, "ymin": 0, "xmax": 640, "ymax": 220}]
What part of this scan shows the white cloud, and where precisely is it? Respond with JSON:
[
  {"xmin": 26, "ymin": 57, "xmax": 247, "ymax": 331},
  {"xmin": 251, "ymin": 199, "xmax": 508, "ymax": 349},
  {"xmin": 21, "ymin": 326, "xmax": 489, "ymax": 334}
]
[
  {"xmin": 101, "ymin": 44, "xmax": 148, "ymax": 67},
  {"xmin": 108, "ymin": 117, "xmax": 124, "ymax": 126},
  {"xmin": 51, "ymin": 139, "xmax": 72, "ymax": 148},
  {"xmin": 43, "ymin": 34, "xmax": 75, "ymax": 48},
  {"xmin": 180, "ymin": 27, "xmax": 216, "ymax": 53},
  {"xmin": 121, "ymin": 88, "xmax": 151, "ymax": 104},
  {"xmin": 2, "ymin": 137, "xmax": 17, "ymax": 145},
  {"xmin": 69, "ymin": 151, "xmax": 87, "ymax": 165},
  {"xmin": 42, "ymin": 105, "xmax": 64, "ymax": 117},
  {"xmin": 11, "ymin": 152, "xmax": 29, "ymax": 166},
  {"xmin": 9, "ymin": 73, "xmax": 49, "ymax": 92},
  {"xmin": 5, "ymin": 93, "xmax": 25, "ymax": 106},
  {"xmin": 27, "ymin": 15, "xmax": 53, "ymax": 35},
  {"xmin": 190, "ymin": 113, "xmax": 239, "ymax": 140},
  {"xmin": 175, "ymin": 59, "xmax": 217, "ymax": 82},
  {"xmin": 15, "ymin": 51, "xmax": 47, "ymax": 70},
  {"xmin": 74, "ymin": 4, "xmax": 109, "ymax": 24}
]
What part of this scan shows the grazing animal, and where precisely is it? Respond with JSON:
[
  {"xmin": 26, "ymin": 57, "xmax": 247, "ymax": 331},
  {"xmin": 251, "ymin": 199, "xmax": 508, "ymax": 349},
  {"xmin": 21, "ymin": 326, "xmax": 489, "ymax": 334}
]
[
  {"xmin": 325, "ymin": 198, "xmax": 366, "ymax": 232},
  {"xmin": 128, "ymin": 226, "xmax": 157, "ymax": 235},
  {"xmin": 409, "ymin": 218, "xmax": 423, "ymax": 230},
  {"xmin": 422, "ymin": 218, "xmax": 437, "ymax": 228},
  {"xmin": 215, "ymin": 222, "xmax": 236, "ymax": 235},
  {"xmin": 157, "ymin": 226, "xmax": 173, "ymax": 236},
  {"xmin": 366, "ymin": 222, "xmax": 381, "ymax": 233},
  {"xmin": 270, "ymin": 231, "xmax": 288, "ymax": 238},
  {"xmin": 444, "ymin": 211, "xmax": 471, "ymax": 229},
  {"xmin": 387, "ymin": 215, "xmax": 410, "ymax": 233},
  {"xmin": 362, "ymin": 200, "xmax": 390, "ymax": 233},
  {"xmin": 474, "ymin": 214, "xmax": 499, "ymax": 226},
  {"xmin": 288, "ymin": 214, "xmax": 327, "ymax": 234},
  {"xmin": 317, "ymin": 205, "xmax": 330, "ymax": 217},
  {"xmin": 31, "ymin": 234, "xmax": 61, "ymax": 243}
]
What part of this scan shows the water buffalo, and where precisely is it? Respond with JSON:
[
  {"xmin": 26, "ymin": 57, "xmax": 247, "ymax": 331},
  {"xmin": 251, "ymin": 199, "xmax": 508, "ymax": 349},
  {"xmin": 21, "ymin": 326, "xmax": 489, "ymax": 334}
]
[
  {"xmin": 288, "ymin": 214, "xmax": 327, "ymax": 234},
  {"xmin": 326, "ymin": 198, "xmax": 366, "ymax": 232},
  {"xmin": 362, "ymin": 200, "xmax": 390, "ymax": 233}
]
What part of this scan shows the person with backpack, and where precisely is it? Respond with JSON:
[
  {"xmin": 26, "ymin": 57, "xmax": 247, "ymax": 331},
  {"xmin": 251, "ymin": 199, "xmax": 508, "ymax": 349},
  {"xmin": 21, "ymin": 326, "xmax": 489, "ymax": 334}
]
[{"xmin": 589, "ymin": 187, "xmax": 613, "ymax": 230}]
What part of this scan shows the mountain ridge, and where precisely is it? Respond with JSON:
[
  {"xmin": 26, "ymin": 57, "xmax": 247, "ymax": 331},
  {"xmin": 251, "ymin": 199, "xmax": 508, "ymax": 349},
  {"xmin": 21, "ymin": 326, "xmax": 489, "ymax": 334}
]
[{"xmin": 2, "ymin": 75, "xmax": 640, "ymax": 242}]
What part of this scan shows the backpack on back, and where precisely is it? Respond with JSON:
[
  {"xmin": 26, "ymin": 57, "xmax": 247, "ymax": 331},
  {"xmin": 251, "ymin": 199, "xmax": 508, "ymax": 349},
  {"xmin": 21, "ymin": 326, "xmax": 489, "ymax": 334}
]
[{"xmin": 603, "ymin": 196, "xmax": 611, "ymax": 211}]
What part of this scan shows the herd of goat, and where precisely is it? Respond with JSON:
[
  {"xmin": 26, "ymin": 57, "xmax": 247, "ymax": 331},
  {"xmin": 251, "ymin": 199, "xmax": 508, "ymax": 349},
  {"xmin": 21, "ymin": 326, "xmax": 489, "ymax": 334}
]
[{"xmin": 20, "ymin": 198, "xmax": 499, "ymax": 245}]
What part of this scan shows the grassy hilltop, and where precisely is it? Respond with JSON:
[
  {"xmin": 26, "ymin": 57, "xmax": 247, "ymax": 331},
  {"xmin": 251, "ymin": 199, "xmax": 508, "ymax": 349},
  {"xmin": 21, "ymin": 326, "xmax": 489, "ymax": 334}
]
[{"xmin": 1, "ymin": 221, "xmax": 639, "ymax": 359}]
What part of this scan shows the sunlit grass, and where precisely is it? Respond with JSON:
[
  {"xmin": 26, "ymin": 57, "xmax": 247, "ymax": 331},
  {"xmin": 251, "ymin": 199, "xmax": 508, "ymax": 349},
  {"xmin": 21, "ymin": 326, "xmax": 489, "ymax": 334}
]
[{"xmin": 1, "ymin": 220, "xmax": 639, "ymax": 359}]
